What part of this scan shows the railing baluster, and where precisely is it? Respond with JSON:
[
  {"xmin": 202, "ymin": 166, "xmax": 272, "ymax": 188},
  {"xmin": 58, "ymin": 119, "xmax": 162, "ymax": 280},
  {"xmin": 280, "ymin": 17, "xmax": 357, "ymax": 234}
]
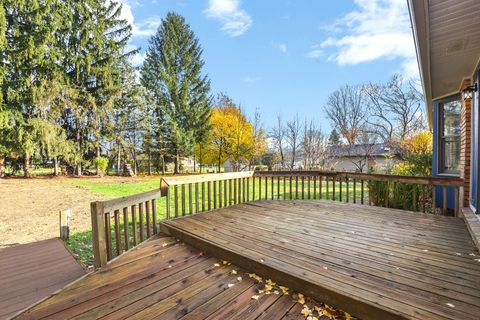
[
  {"xmin": 265, "ymin": 176, "xmax": 268, "ymax": 200},
  {"xmin": 229, "ymin": 179, "xmax": 232, "ymax": 205},
  {"xmin": 307, "ymin": 176, "xmax": 311, "ymax": 200},
  {"xmin": 361, "ymin": 179, "xmax": 364, "ymax": 205},
  {"xmin": 277, "ymin": 176, "xmax": 280, "ymax": 200},
  {"xmin": 295, "ymin": 176, "xmax": 299, "ymax": 200},
  {"xmin": 139, "ymin": 202, "xmax": 144, "ymax": 242},
  {"xmin": 258, "ymin": 176, "xmax": 261, "ymax": 200},
  {"xmin": 146, "ymin": 200, "xmax": 151, "ymax": 238},
  {"xmin": 174, "ymin": 186, "xmax": 178, "ymax": 218},
  {"xmin": 243, "ymin": 178, "xmax": 247, "ymax": 203},
  {"xmin": 313, "ymin": 176, "xmax": 317, "ymax": 200},
  {"xmin": 289, "ymin": 176, "xmax": 293, "ymax": 200},
  {"xmin": 332, "ymin": 177, "xmax": 336, "ymax": 201},
  {"xmin": 189, "ymin": 184, "xmax": 193, "ymax": 215},
  {"xmin": 105, "ymin": 212, "xmax": 112, "ymax": 261},
  {"xmin": 233, "ymin": 178, "xmax": 237, "ymax": 204},
  {"xmin": 152, "ymin": 199, "xmax": 157, "ymax": 234},
  {"xmin": 271, "ymin": 176, "xmax": 274, "ymax": 200},
  {"xmin": 353, "ymin": 178, "xmax": 357, "ymax": 204},
  {"xmin": 301, "ymin": 176, "xmax": 305, "ymax": 200},
  {"xmin": 392, "ymin": 182, "xmax": 397, "ymax": 209},
  {"xmin": 402, "ymin": 183, "xmax": 407, "ymax": 210},
  {"xmin": 319, "ymin": 176, "xmax": 323, "ymax": 200},
  {"xmin": 166, "ymin": 187, "xmax": 171, "ymax": 220},
  {"xmin": 195, "ymin": 183, "xmax": 199, "ymax": 212},
  {"xmin": 123, "ymin": 207, "xmax": 129, "ymax": 251},
  {"xmin": 224, "ymin": 180, "xmax": 228, "ymax": 207},
  {"xmin": 202, "ymin": 182, "xmax": 205, "ymax": 212},
  {"xmin": 384, "ymin": 182, "xmax": 389, "ymax": 208},
  {"xmin": 213, "ymin": 180, "xmax": 217, "ymax": 209},
  {"xmin": 326, "ymin": 176, "xmax": 329, "ymax": 200},
  {"xmin": 181, "ymin": 185, "xmax": 186, "ymax": 216},
  {"xmin": 208, "ymin": 181, "xmax": 212, "ymax": 210},
  {"xmin": 219, "ymin": 180, "xmax": 223, "ymax": 208},
  {"xmin": 339, "ymin": 177, "xmax": 342, "ymax": 202},
  {"xmin": 346, "ymin": 177, "xmax": 349, "ymax": 203},
  {"xmin": 412, "ymin": 184, "xmax": 417, "ymax": 212},
  {"xmin": 421, "ymin": 185, "xmax": 426, "ymax": 213},
  {"xmin": 368, "ymin": 180, "xmax": 372, "ymax": 206},
  {"xmin": 131, "ymin": 205, "xmax": 137, "ymax": 245},
  {"xmin": 114, "ymin": 209, "xmax": 121, "ymax": 255},
  {"xmin": 246, "ymin": 177, "xmax": 250, "ymax": 202}
]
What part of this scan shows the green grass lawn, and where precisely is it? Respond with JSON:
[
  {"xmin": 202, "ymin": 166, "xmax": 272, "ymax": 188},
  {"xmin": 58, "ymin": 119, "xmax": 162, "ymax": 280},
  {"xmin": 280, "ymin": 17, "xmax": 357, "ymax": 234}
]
[{"xmin": 65, "ymin": 175, "xmax": 371, "ymax": 267}]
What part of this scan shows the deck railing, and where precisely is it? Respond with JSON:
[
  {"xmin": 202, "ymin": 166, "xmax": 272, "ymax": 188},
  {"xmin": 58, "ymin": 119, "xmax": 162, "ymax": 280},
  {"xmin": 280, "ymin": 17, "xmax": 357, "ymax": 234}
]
[{"xmin": 91, "ymin": 170, "xmax": 463, "ymax": 267}]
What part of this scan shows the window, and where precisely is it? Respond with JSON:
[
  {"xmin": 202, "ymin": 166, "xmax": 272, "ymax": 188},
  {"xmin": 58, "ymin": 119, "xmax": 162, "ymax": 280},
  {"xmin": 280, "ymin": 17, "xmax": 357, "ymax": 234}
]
[{"xmin": 439, "ymin": 99, "xmax": 461, "ymax": 175}]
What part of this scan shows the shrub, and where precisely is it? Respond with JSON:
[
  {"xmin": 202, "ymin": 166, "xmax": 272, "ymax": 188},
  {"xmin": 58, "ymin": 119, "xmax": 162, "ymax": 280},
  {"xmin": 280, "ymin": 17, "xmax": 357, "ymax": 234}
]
[
  {"xmin": 368, "ymin": 132, "xmax": 434, "ymax": 212},
  {"xmin": 93, "ymin": 157, "xmax": 109, "ymax": 176}
]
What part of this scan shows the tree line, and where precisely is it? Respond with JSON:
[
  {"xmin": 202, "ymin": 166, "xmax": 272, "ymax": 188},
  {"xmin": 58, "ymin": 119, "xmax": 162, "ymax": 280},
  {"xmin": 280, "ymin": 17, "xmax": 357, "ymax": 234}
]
[
  {"xmin": 268, "ymin": 74, "xmax": 426, "ymax": 172},
  {"xmin": 0, "ymin": 2, "xmax": 264, "ymax": 177}
]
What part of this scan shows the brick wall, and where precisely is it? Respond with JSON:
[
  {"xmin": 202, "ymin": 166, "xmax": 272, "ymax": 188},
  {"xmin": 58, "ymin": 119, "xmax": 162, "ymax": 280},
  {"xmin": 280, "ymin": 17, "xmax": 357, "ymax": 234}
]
[{"xmin": 460, "ymin": 79, "xmax": 472, "ymax": 207}]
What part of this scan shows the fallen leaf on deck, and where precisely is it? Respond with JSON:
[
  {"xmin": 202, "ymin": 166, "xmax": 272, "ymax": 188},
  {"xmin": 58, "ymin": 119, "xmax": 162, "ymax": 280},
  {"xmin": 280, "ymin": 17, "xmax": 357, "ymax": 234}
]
[
  {"xmin": 251, "ymin": 295, "xmax": 260, "ymax": 300},
  {"xmin": 293, "ymin": 293, "xmax": 305, "ymax": 304},
  {"xmin": 162, "ymin": 243, "xmax": 168, "ymax": 247},
  {"xmin": 237, "ymin": 276, "xmax": 242, "ymax": 281},
  {"xmin": 213, "ymin": 263, "xmax": 220, "ymax": 267},
  {"xmin": 231, "ymin": 270, "xmax": 237, "ymax": 274},
  {"xmin": 227, "ymin": 283, "xmax": 235, "ymax": 288},
  {"xmin": 446, "ymin": 303, "xmax": 455, "ymax": 308},
  {"xmin": 301, "ymin": 305, "xmax": 312, "ymax": 316}
]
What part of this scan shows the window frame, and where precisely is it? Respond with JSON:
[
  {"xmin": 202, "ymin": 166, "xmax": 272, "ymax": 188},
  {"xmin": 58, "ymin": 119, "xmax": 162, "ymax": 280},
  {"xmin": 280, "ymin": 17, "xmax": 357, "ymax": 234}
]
[{"xmin": 438, "ymin": 95, "xmax": 461, "ymax": 176}]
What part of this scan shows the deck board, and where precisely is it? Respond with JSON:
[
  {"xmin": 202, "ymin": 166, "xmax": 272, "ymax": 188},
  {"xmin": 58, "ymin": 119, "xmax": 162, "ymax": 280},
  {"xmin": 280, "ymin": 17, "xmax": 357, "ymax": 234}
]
[
  {"xmin": 163, "ymin": 200, "xmax": 480, "ymax": 320},
  {"xmin": 14, "ymin": 234, "xmax": 312, "ymax": 320},
  {"xmin": 0, "ymin": 238, "xmax": 86, "ymax": 320}
]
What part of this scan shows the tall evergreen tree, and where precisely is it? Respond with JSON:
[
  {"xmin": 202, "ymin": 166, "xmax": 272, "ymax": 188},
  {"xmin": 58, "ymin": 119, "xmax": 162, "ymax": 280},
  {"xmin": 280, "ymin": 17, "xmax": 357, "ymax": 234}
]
[
  {"xmin": 328, "ymin": 129, "xmax": 341, "ymax": 146},
  {"xmin": 141, "ymin": 12, "xmax": 211, "ymax": 174},
  {"xmin": 0, "ymin": 3, "xmax": 7, "ymax": 176},
  {"xmin": 3, "ymin": 0, "xmax": 60, "ymax": 177}
]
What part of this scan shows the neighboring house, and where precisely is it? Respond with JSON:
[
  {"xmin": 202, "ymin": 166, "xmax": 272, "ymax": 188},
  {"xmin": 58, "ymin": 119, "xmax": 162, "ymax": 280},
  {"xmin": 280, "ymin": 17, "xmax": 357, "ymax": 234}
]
[
  {"xmin": 326, "ymin": 143, "xmax": 400, "ymax": 173},
  {"xmin": 408, "ymin": 0, "xmax": 479, "ymax": 214}
]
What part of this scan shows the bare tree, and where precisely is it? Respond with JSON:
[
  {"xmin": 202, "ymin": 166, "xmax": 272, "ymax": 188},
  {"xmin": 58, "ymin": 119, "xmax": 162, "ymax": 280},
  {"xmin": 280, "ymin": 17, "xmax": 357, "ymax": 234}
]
[
  {"xmin": 269, "ymin": 115, "xmax": 286, "ymax": 169},
  {"xmin": 364, "ymin": 74, "xmax": 425, "ymax": 142},
  {"xmin": 348, "ymin": 132, "xmax": 378, "ymax": 172},
  {"xmin": 324, "ymin": 85, "xmax": 367, "ymax": 145},
  {"xmin": 286, "ymin": 114, "xmax": 301, "ymax": 170},
  {"xmin": 301, "ymin": 120, "xmax": 328, "ymax": 170}
]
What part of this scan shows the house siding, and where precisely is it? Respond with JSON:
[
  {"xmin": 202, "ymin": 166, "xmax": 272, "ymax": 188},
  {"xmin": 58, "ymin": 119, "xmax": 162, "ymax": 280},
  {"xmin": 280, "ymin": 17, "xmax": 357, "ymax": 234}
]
[{"xmin": 460, "ymin": 79, "xmax": 472, "ymax": 207}]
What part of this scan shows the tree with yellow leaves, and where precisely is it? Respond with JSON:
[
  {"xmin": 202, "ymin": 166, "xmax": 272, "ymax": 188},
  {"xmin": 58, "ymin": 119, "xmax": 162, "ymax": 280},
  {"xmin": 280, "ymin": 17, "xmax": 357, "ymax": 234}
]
[{"xmin": 198, "ymin": 94, "xmax": 266, "ymax": 172}]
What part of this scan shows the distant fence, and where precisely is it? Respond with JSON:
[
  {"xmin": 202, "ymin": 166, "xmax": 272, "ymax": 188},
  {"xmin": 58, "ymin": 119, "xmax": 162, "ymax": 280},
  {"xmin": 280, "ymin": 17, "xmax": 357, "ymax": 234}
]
[{"xmin": 90, "ymin": 170, "xmax": 464, "ymax": 267}]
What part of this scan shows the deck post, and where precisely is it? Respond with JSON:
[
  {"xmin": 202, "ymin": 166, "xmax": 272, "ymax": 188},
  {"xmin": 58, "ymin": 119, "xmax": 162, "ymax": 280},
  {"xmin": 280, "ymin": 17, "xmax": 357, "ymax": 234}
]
[{"xmin": 91, "ymin": 201, "xmax": 107, "ymax": 268}]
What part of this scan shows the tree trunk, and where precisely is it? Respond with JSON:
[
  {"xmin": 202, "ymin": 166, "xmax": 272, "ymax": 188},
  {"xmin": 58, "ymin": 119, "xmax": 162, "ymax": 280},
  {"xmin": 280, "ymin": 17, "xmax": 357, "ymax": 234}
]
[
  {"xmin": 193, "ymin": 153, "xmax": 196, "ymax": 173},
  {"xmin": 76, "ymin": 163, "xmax": 82, "ymax": 176},
  {"xmin": 116, "ymin": 146, "xmax": 121, "ymax": 176},
  {"xmin": 161, "ymin": 154, "xmax": 165, "ymax": 175},
  {"xmin": 23, "ymin": 152, "xmax": 30, "ymax": 178},
  {"xmin": 53, "ymin": 156, "xmax": 58, "ymax": 176},
  {"xmin": 147, "ymin": 149, "xmax": 152, "ymax": 175},
  {"xmin": 199, "ymin": 145, "xmax": 203, "ymax": 173},
  {"xmin": 174, "ymin": 152, "xmax": 179, "ymax": 174},
  {"xmin": 0, "ymin": 156, "xmax": 5, "ymax": 178}
]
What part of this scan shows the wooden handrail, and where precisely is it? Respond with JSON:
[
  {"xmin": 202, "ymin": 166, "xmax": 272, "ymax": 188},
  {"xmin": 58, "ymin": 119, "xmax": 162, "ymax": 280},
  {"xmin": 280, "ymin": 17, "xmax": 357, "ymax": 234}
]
[{"xmin": 91, "ymin": 170, "xmax": 465, "ymax": 268}]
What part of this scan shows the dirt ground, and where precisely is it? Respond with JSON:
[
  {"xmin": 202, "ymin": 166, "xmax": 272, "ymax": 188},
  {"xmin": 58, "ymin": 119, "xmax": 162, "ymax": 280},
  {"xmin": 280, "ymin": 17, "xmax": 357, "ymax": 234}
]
[{"xmin": 0, "ymin": 177, "xmax": 108, "ymax": 248}]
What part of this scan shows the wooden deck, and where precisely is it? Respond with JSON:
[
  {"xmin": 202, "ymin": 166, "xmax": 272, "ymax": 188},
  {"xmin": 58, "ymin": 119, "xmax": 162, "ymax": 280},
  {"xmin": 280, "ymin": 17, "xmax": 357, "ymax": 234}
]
[
  {"xmin": 163, "ymin": 200, "xmax": 480, "ymax": 320},
  {"xmin": 0, "ymin": 239, "xmax": 86, "ymax": 320},
  {"xmin": 14, "ymin": 234, "xmax": 321, "ymax": 320}
]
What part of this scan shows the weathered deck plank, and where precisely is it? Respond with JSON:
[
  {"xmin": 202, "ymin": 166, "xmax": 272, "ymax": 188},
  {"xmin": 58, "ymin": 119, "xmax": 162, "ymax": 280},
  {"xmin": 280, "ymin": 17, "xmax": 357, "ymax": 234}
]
[
  {"xmin": 163, "ymin": 200, "xmax": 480, "ymax": 320},
  {"xmin": 14, "ymin": 234, "xmax": 312, "ymax": 320},
  {"xmin": 0, "ymin": 239, "xmax": 85, "ymax": 320}
]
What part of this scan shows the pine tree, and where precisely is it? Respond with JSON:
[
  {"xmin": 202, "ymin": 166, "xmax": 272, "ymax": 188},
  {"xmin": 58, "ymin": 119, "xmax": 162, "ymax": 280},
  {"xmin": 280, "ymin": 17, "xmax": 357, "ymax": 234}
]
[
  {"xmin": 0, "ymin": 3, "xmax": 7, "ymax": 176},
  {"xmin": 3, "ymin": 0, "xmax": 60, "ymax": 177},
  {"xmin": 141, "ymin": 12, "xmax": 212, "ymax": 174},
  {"xmin": 328, "ymin": 129, "xmax": 341, "ymax": 146}
]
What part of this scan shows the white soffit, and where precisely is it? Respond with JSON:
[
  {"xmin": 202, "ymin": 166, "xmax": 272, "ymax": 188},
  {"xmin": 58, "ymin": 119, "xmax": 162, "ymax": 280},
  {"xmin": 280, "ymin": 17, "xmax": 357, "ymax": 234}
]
[{"xmin": 428, "ymin": 0, "xmax": 480, "ymax": 99}]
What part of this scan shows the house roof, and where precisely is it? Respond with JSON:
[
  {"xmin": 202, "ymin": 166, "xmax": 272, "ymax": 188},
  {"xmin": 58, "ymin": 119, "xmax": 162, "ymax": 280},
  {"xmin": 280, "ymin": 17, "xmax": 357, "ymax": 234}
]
[
  {"xmin": 328, "ymin": 143, "xmax": 398, "ymax": 158},
  {"xmin": 407, "ymin": 0, "xmax": 480, "ymax": 126}
]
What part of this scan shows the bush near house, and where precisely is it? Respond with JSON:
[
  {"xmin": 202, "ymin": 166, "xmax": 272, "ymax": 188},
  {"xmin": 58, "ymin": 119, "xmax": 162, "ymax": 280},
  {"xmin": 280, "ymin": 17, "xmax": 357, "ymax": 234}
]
[{"xmin": 369, "ymin": 132, "xmax": 434, "ymax": 211}]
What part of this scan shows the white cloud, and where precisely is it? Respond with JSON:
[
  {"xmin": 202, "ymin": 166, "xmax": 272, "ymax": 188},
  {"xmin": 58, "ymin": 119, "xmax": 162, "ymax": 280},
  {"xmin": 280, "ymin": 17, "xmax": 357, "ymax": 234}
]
[
  {"xmin": 120, "ymin": 1, "xmax": 160, "ymax": 38},
  {"xmin": 204, "ymin": 0, "xmax": 252, "ymax": 37},
  {"xmin": 243, "ymin": 76, "xmax": 260, "ymax": 83},
  {"xmin": 308, "ymin": 0, "xmax": 418, "ymax": 77},
  {"xmin": 278, "ymin": 43, "xmax": 287, "ymax": 53}
]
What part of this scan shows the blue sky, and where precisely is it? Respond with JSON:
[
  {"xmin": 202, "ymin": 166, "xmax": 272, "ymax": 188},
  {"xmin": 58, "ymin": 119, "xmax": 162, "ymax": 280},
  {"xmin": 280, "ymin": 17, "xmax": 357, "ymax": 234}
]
[{"xmin": 121, "ymin": 0, "xmax": 419, "ymax": 133}]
